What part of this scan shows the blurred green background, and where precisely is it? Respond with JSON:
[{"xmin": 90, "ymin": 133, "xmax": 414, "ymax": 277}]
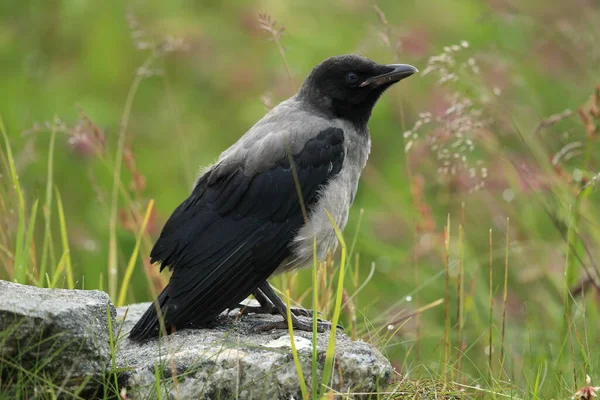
[{"xmin": 2, "ymin": 0, "xmax": 600, "ymax": 396}]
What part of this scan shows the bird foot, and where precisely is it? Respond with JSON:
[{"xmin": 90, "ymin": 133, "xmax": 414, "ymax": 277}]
[
  {"xmin": 243, "ymin": 283, "xmax": 341, "ymax": 333},
  {"xmin": 252, "ymin": 317, "xmax": 332, "ymax": 333},
  {"xmin": 233, "ymin": 303, "xmax": 315, "ymax": 318}
]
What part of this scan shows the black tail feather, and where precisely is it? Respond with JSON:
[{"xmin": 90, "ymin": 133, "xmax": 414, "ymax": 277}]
[{"xmin": 128, "ymin": 289, "xmax": 170, "ymax": 341}]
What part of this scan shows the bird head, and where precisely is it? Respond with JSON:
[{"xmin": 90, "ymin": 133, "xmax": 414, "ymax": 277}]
[{"xmin": 298, "ymin": 54, "xmax": 418, "ymax": 128}]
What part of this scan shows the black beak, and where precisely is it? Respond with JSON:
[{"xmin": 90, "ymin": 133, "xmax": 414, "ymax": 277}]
[{"xmin": 360, "ymin": 64, "xmax": 418, "ymax": 87}]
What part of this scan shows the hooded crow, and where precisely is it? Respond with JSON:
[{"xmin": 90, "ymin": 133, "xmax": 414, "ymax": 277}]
[{"xmin": 129, "ymin": 54, "xmax": 417, "ymax": 341}]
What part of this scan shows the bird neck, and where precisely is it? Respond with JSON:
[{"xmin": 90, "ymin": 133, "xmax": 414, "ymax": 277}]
[
  {"xmin": 296, "ymin": 91, "xmax": 372, "ymax": 133},
  {"xmin": 297, "ymin": 85, "xmax": 390, "ymax": 133}
]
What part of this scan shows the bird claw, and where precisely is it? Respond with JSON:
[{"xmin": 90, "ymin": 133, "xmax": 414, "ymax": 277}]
[
  {"xmin": 290, "ymin": 308, "xmax": 316, "ymax": 318},
  {"xmin": 232, "ymin": 304, "xmax": 316, "ymax": 318},
  {"xmin": 252, "ymin": 317, "xmax": 342, "ymax": 333}
]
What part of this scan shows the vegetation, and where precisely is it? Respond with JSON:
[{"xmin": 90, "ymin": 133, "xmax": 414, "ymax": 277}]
[{"xmin": 2, "ymin": 0, "xmax": 600, "ymax": 398}]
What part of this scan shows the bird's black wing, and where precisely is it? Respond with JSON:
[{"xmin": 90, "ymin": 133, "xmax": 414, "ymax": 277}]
[{"xmin": 147, "ymin": 127, "xmax": 345, "ymax": 330}]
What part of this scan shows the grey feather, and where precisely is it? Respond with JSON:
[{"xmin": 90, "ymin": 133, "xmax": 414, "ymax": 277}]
[{"xmin": 193, "ymin": 95, "xmax": 369, "ymax": 272}]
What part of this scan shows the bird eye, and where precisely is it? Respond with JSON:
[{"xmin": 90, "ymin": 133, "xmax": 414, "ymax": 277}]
[{"xmin": 345, "ymin": 72, "xmax": 359, "ymax": 84}]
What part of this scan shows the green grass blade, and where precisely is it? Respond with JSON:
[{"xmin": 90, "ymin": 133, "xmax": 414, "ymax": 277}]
[
  {"xmin": 49, "ymin": 250, "xmax": 68, "ymax": 288},
  {"xmin": 117, "ymin": 199, "xmax": 155, "ymax": 307},
  {"xmin": 40, "ymin": 119, "xmax": 57, "ymax": 286},
  {"xmin": 108, "ymin": 56, "xmax": 153, "ymax": 301},
  {"xmin": 54, "ymin": 188, "xmax": 74, "ymax": 289},
  {"xmin": 312, "ymin": 237, "xmax": 318, "ymax": 399},
  {"xmin": 0, "ymin": 116, "xmax": 27, "ymax": 283},
  {"xmin": 154, "ymin": 363, "xmax": 163, "ymax": 400},
  {"xmin": 320, "ymin": 209, "xmax": 347, "ymax": 396},
  {"xmin": 107, "ymin": 304, "xmax": 119, "ymax": 393},
  {"xmin": 23, "ymin": 199, "xmax": 39, "ymax": 284},
  {"xmin": 285, "ymin": 288, "xmax": 309, "ymax": 400}
]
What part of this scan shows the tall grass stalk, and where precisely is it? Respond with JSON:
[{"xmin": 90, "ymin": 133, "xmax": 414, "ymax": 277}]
[
  {"xmin": 320, "ymin": 210, "xmax": 347, "ymax": 397},
  {"xmin": 23, "ymin": 200, "xmax": 38, "ymax": 283},
  {"xmin": 566, "ymin": 104, "xmax": 599, "ymax": 288},
  {"xmin": 311, "ymin": 237, "xmax": 319, "ymax": 399},
  {"xmin": 413, "ymin": 228, "xmax": 421, "ymax": 361},
  {"xmin": 258, "ymin": 13, "xmax": 295, "ymax": 92},
  {"xmin": 0, "ymin": 117, "xmax": 27, "ymax": 283},
  {"xmin": 561, "ymin": 204, "xmax": 577, "ymax": 391},
  {"xmin": 285, "ymin": 289, "xmax": 309, "ymax": 400},
  {"xmin": 39, "ymin": 120, "xmax": 57, "ymax": 286},
  {"xmin": 567, "ymin": 300, "xmax": 577, "ymax": 392},
  {"xmin": 488, "ymin": 228, "xmax": 494, "ymax": 382},
  {"xmin": 153, "ymin": 364, "xmax": 163, "ymax": 400},
  {"xmin": 345, "ymin": 209, "xmax": 363, "ymax": 341},
  {"xmin": 55, "ymin": 188, "xmax": 74, "ymax": 289},
  {"xmin": 578, "ymin": 292, "xmax": 591, "ymax": 376},
  {"xmin": 117, "ymin": 199, "xmax": 155, "ymax": 307},
  {"xmin": 48, "ymin": 250, "xmax": 68, "ymax": 288},
  {"xmin": 443, "ymin": 214, "xmax": 451, "ymax": 381},
  {"xmin": 500, "ymin": 217, "xmax": 509, "ymax": 378},
  {"xmin": 456, "ymin": 223, "xmax": 465, "ymax": 382},
  {"xmin": 108, "ymin": 55, "xmax": 157, "ymax": 300},
  {"xmin": 107, "ymin": 304, "xmax": 119, "ymax": 393}
]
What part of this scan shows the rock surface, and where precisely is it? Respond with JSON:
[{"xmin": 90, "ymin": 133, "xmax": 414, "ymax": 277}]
[
  {"xmin": 0, "ymin": 281, "xmax": 393, "ymax": 398},
  {"xmin": 117, "ymin": 302, "xmax": 392, "ymax": 399},
  {"xmin": 0, "ymin": 280, "xmax": 116, "ymax": 390}
]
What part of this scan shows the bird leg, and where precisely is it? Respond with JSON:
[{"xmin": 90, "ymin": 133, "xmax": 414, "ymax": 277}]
[
  {"xmin": 251, "ymin": 282, "xmax": 332, "ymax": 333},
  {"xmin": 232, "ymin": 289, "xmax": 273, "ymax": 315},
  {"xmin": 232, "ymin": 287, "xmax": 314, "ymax": 318}
]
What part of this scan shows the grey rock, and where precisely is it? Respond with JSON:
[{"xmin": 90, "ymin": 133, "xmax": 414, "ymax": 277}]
[
  {"xmin": 0, "ymin": 280, "xmax": 116, "ymax": 391},
  {"xmin": 117, "ymin": 302, "xmax": 392, "ymax": 399}
]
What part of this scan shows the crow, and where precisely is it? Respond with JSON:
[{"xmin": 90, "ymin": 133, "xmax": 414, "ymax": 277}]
[{"xmin": 129, "ymin": 54, "xmax": 417, "ymax": 341}]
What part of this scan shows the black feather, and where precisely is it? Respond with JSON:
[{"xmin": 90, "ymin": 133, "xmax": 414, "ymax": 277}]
[{"xmin": 129, "ymin": 127, "xmax": 345, "ymax": 340}]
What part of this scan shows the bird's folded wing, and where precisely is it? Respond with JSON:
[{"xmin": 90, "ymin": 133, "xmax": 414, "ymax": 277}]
[{"xmin": 149, "ymin": 126, "xmax": 345, "ymax": 326}]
